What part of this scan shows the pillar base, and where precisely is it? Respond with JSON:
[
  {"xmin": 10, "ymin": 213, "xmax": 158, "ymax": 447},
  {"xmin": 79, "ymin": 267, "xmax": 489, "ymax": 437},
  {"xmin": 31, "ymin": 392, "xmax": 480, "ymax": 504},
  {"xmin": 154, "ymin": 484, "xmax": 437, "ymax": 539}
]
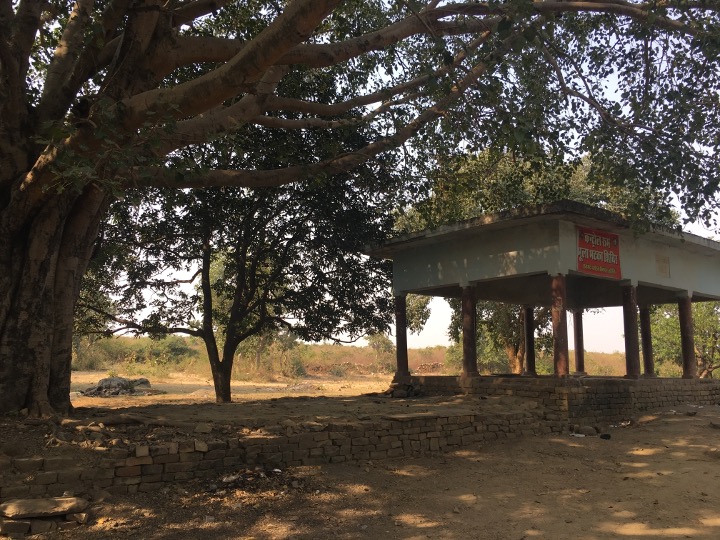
[
  {"xmin": 624, "ymin": 374, "xmax": 641, "ymax": 380},
  {"xmin": 522, "ymin": 371, "xmax": 538, "ymax": 377},
  {"xmin": 682, "ymin": 374, "xmax": 696, "ymax": 379},
  {"xmin": 572, "ymin": 371, "xmax": 587, "ymax": 377},
  {"xmin": 642, "ymin": 373, "xmax": 657, "ymax": 379}
]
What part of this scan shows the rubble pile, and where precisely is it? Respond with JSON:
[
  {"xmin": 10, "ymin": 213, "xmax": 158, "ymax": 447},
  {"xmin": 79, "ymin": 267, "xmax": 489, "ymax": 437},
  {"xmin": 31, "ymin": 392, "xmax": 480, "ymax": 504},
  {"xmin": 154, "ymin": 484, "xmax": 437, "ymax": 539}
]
[{"xmin": 81, "ymin": 376, "xmax": 162, "ymax": 397}]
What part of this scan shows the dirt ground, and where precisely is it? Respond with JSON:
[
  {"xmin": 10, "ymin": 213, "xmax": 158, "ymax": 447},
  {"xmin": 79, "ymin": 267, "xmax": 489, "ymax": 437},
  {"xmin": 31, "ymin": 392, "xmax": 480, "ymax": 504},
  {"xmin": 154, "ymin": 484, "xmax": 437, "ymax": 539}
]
[{"xmin": 3, "ymin": 371, "xmax": 720, "ymax": 539}]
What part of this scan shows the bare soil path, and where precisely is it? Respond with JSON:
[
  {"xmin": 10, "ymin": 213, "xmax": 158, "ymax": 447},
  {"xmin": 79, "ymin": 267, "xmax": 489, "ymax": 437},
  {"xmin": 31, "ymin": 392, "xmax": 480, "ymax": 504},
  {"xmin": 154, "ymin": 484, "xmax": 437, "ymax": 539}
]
[{"xmin": 3, "ymin": 372, "xmax": 720, "ymax": 539}]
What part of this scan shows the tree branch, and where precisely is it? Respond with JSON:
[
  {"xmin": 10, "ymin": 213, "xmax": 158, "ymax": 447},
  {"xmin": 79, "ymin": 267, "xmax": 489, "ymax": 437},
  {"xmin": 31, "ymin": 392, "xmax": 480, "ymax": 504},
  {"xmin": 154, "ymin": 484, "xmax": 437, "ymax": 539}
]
[
  {"xmin": 39, "ymin": 0, "xmax": 94, "ymax": 116},
  {"xmin": 36, "ymin": 0, "xmax": 134, "ymax": 125},
  {"xmin": 152, "ymin": 66, "xmax": 287, "ymax": 154},
  {"xmin": 120, "ymin": 0, "xmax": 340, "ymax": 129},
  {"xmin": 160, "ymin": 12, "xmax": 500, "ymax": 73},
  {"xmin": 171, "ymin": 0, "xmax": 233, "ymax": 27},
  {"xmin": 10, "ymin": 0, "xmax": 44, "ymax": 82},
  {"xmin": 132, "ymin": 27, "xmax": 521, "ymax": 191}
]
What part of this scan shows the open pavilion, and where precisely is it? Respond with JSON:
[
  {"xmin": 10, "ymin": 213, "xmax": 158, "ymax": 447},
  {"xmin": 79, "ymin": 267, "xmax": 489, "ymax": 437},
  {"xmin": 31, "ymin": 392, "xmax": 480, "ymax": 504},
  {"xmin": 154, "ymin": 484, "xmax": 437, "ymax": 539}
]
[{"xmin": 368, "ymin": 200, "xmax": 720, "ymax": 382}]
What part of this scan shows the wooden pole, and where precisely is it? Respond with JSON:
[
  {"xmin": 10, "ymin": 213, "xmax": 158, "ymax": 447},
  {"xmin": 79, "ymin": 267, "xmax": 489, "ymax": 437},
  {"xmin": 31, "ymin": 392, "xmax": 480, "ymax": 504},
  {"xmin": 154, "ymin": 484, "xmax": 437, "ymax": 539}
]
[
  {"xmin": 622, "ymin": 285, "xmax": 641, "ymax": 379},
  {"xmin": 573, "ymin": 310, "xmax": 586, "ymax": 375},
  {"xmin": 678, "ymin": 296, "xmax": 696, "ymax": 379},
  {"xmin": 639, "ymin": 306, "xmax": 656, "ymax": 377},
  {"xmin": 523, "ymin": 306, "xmax": 537, "ymax": 376},
  {"xmin": 394, "ymin": 295, "xmax": 410, "ymax": 377},
  {"xmin": 551, "ymin": 274, "xmax": 569, "ymax": 376},
  {"xmin": 462, "ymin": 286, "xmax": 479, "ymax": 375}
]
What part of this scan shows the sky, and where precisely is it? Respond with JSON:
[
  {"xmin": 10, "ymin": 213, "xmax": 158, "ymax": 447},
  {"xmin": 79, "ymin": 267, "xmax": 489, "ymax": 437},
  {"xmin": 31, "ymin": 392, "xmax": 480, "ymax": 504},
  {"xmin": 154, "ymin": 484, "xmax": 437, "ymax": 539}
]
[{"xmin": 404, "ymin": 218, "xmax": 718, "ymax": 353}]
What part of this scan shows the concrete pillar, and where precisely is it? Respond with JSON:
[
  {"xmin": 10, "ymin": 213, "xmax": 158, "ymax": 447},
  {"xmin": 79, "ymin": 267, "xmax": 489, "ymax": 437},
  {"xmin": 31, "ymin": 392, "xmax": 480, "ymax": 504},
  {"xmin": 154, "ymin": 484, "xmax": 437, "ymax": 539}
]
[
  {"xmin": 573, "ymin": 310, "xmax": 586, "ymax": 375},
  {"xmin": 678, "ymin": 296, "xmax": 696, "ymax": 379},
  {"xmin": 462, "ymin": 286, "xmax": 479, "ymax": 375},
  {"xmin": 523, "ymin": 306, "xmax": 537, "ymax": 376},
  {"xmin": 622, "ymin": 285, "xmax": 641, "ymax": 379},
  {"xmin": 551, "ymin": 274, "xmax": 569, "ymax": 376},
  {"xmin": 639, "ymin": 306, "xmax": 656, "ymax": 377},
  {"xmin": 394, "ymin": 295, "xmax": 410, "ymax": 377}
]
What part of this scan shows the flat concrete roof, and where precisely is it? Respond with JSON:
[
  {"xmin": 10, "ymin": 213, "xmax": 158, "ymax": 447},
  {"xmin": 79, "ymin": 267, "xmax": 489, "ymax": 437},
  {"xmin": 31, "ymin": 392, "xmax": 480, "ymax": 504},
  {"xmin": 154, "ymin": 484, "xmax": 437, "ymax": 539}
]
[{"xmin": 367, "ymin": 200, "xmax": 720, "ymax": 308}]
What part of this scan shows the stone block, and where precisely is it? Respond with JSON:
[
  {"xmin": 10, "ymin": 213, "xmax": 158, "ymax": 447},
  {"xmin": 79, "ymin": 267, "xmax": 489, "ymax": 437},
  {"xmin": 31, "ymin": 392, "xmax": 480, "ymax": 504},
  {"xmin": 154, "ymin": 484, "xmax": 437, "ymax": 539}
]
[
  {"xmin": 194, "ymin": 440, "xmax": 209, "ymax": 452},
  {"xmin": 179, "ymin": 452, "xmax": 202, "ymax": 463},
  {"xmin": 0, "ymin": 519, "xmax": 31, "ymax": 535},
  {"xmin": 141, "ymin": 464, "xmax": 163, "ymax": 475},
  {"xmin": 115, "ymin": 466, "xmax": 141, "ymax": 477},
  {"xmin": 152, "ymin": 454, "xmax": 180, "ymax": 465},
  {"xmin": 207, "ymin": 441, "xmax": 227, "ymax": 451},
  {"xmin": 0, "ymin": 485, "xmax": 31, "ymax": 499},
  {"xmin": 12, "ymin": 457, "xmax": 44, "ymax": 473},
  {"xmin": 113, "ymin": 476, "xmax": 141, "ymax": 486},
  {"xmin": 204, "ymin": 449, "xmax": 226, "ymax": 460},
  {"xmin": 164, "ymin": 462, "xmax": 196, "ymax": 473},
  {"xmin": 125, "ymin": 456, "xmax": 153, "ymax": 467},
  {"xmin": 150, "ymin": 446, "xmax": 168, "ymax": 457},
  {"xmin": 57, "ymin": 469, "xmax": 82, "ymax": 483},
  {"xmin": 33, "ymin": 471, "xmax": 58, "ymax": 485},
  {"xmin": 42, "ymin": 457, "xmax": 75, "ymax": 471},
  {"xmin": 30, "ymin": 518, "xmax": 57, "ymax": 534},
  {"xmin": 0, "ymin": 497, "xmax": 89, "ymax": 519},
  {"xmin": 178, "ymin": 441, "xmax": 195, "ymax": 453},
  {"xmin": 135, "ymin": 446, "xmax": 150, "ymax": 457},
  {"xmin": 138, "ymin": 482, "xmax": 164, "ymax": 493}
]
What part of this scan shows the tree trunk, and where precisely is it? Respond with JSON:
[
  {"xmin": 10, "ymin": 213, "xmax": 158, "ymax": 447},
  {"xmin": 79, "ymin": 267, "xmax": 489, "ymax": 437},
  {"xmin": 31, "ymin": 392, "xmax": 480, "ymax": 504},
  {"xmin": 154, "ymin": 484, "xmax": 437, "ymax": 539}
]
[
  {"xmin": 211, "ymin": 357, "xmax": 233, "ymax": 403},
  {"xmin": 0, "ymin": 187, "xmax": 106, "ymax": 416},
  {"xmin": 504, "ymin": 344, "xmax": 523, "ymax": 375}
]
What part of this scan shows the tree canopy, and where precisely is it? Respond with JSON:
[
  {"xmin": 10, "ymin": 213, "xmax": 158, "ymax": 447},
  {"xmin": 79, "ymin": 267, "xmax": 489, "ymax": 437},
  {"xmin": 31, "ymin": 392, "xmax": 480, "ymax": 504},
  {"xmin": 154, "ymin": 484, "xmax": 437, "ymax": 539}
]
[
  {"xmin": 652, "ymin": 302, "xmax": 720, "ymax": 378},
  {"xmin": 81, "ymin": 171, "xmax": 398, "ymax": 401},
  {"xmin": 1, "ymin": 0, "xmax": 720, "ymax": 414}
]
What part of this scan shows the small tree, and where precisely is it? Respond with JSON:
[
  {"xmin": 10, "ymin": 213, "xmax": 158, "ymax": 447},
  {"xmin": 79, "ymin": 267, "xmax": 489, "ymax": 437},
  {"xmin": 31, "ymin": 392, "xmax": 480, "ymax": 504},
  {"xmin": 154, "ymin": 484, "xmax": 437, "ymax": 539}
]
[
  {"xmin": 82, "ymin": 176, "xmax": 397, "ymax": 402},
  {"xmin": 367, "ymin": 333, "xmax": 395, "ymax": 360}
]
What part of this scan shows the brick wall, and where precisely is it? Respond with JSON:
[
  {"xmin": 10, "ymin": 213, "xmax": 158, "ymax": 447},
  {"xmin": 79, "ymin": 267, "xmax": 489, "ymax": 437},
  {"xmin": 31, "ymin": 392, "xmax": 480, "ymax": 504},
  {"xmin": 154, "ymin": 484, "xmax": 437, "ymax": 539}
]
[
  {"xmin": 0, "ymin": 409, "xmax": 563, "ymax": 502},
  {"xmin": 404, "ymin": 375, "xmax": 720, "ymax": 424},
  {"xmin": 4, "ymin": 376, "xmax": 718, "ymax": 502}
]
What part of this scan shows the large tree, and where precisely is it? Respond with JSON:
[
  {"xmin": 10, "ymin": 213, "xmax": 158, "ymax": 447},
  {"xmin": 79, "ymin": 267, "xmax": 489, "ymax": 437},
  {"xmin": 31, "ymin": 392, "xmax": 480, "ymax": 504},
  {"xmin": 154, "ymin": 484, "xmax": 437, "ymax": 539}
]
[{"xmin": 1, "ymin": 0, "xmax": 719, "ymax": 415}]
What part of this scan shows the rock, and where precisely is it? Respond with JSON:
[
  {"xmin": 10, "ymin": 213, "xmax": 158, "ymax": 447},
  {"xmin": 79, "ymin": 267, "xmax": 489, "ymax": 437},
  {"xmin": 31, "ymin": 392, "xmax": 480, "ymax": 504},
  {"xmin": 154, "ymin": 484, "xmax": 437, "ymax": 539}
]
[
  {"xmin": 194, "ymin": 440, "xmax": 209, "ymax": 452},
  {"xmin": 68, "ymin": 512, "xmax": 89, "ymax": 524},
  {"xmin": 97, "ymin": 377, "xmax": 131, "ymax": 391},
  {"xmin": 0, "ymin": 497, "xmax": 89, "ymax": 519},
  {"xmin": 194, "ymin": 423, "xmax": 213, "ymax": 434},
  {"xmin": 301, "ymin": 421, "xmax": 326, "ymax": 432},
  {"xmin": 578, "ymin": 426, "xmax": 598, "ymax": 436}
]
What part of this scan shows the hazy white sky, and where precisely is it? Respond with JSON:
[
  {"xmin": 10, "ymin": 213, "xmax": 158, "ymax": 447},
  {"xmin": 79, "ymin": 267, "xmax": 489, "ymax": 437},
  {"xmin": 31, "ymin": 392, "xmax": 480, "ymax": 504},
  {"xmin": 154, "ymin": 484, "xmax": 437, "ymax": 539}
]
[
  {"xmin": 405, "ymin": 219, "xmax": 717, "ymax": 353},
  {"xmin": 405, "ymin": 298, "xmax": 627, "ymax": 353}
]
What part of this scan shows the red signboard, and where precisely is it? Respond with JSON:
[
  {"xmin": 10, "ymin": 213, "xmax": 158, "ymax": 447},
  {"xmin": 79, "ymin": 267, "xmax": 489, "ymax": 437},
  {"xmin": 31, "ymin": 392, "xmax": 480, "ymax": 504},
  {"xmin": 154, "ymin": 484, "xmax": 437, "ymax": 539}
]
[{"xmin": 577, "ymin": 227, "xmax": 621, "ymax": 279}]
